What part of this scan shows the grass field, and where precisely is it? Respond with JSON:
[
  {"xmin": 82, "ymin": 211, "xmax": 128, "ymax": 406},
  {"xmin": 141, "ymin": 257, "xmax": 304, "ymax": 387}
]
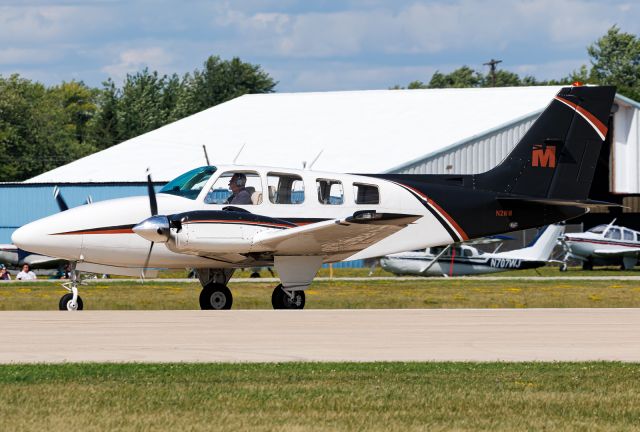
[
  {"xmin": 1, "ymin": 276, "xmax": 640, "ymax": 310},
  {"xmin": 1, "ymin": 362, "xmax": 639, "ymax": 431}
]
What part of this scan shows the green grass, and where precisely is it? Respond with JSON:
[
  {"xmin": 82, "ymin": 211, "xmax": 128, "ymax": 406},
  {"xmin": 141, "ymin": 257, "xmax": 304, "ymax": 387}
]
[
  {"xmin": 155, "ymin": 265, "xmax": 640, "ymax": 279},
  {"xmin": 1, "ymin": 362, "xmax": 639, "ymax": 431},
  {"xmin": 1, "ymin": 277, "xmax": 640, "ymax": 310}
]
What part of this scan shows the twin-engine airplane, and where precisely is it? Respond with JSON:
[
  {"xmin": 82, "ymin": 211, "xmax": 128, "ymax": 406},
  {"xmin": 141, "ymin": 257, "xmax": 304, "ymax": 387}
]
[
  {"xmin": 380, "ymin": 224, "xmax": 564, "ymax": 277},
  {"xmin": 561, "ymin": 220, "xmax": 640, "ymax": 270},
  {"xmin": 12, "ymin": 85, "xmax": 616, "ymax": 310}
]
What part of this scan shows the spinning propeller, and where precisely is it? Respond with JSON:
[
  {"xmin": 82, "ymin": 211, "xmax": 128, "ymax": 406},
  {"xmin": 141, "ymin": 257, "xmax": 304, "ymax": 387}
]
[{"xmin": 133, "ymin": 170, "xmax": 171, "ymax": 277}]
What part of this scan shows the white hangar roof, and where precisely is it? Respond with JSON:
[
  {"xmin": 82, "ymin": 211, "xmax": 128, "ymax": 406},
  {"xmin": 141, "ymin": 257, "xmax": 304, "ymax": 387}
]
[{"xmin": 28, "ymin": 85, "xmax": 571, "ymax": 184}]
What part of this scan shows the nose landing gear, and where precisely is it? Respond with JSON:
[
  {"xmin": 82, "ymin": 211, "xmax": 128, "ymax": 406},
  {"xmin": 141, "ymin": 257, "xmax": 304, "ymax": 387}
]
[{"xmin": 59, "ymin": 263, "xmax": 85, "ymax": 311}]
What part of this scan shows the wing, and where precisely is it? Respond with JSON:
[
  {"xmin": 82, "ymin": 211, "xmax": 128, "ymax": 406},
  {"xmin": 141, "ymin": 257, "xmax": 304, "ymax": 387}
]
[
  {"xmin": 593, "ymin": 248, "xmax": 640, "ymax": 257},
  {"xmin": 251, "ymin": 212, "xmax": 421, "ymax": 260}
]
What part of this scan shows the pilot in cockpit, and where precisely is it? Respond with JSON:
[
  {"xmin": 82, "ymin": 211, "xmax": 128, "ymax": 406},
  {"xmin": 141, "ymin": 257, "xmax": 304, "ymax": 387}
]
[{"xmin": 226, "ymin": 173, "xmax": 253, "ymax": 205}]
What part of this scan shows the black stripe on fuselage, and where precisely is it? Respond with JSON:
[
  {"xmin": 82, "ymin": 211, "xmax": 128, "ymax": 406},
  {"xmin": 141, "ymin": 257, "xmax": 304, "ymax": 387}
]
[{"xmin": 53, "ymin": 212, "xmax": 330, "ymax": 237}]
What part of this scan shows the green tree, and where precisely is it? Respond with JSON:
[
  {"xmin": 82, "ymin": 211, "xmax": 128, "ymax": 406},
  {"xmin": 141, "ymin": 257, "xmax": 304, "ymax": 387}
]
[
  {"xmin": 489, "ymin": 70, "xmax": 521, "ymax": 87},
  {"xmin": 0, "ymin": 75, "xmax": 93, "ymax": 181},
  {"xmin": 588, "ymin": 25, "xmax": 640, "ymax": 99},
  {"xmin": 117, "ymin": 68, "xmax": 175, "ymax": 141},
  {"xmin": 428, "ymin": 66, "xmax": 484, "ymax": 88},
  {"xmin": 173, "ymin": 56, "xmax": 277, "ymax": 118},
  {"xmin": 88, "ymin": 79, "xmax": 121, "ymax": 150},
  {"xmin": 49, "ymin": 80, "xmax": 98, "ymax": 144}
]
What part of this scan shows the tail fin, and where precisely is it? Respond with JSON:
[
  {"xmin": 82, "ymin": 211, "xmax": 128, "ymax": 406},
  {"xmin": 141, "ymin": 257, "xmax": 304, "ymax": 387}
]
[
  {"xmin": 507, "ymin": 224, "xmax": 565, "ymax": 260},
  {"xmin": 476, "ymin": 85, "xmax": 616, "ymax": 200}
]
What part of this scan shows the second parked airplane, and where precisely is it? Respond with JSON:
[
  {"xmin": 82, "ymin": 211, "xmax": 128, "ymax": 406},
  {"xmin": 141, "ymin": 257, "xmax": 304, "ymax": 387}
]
[{"xmin": 381, "ymin": 224, "xmax": 564, "ymax": 276}]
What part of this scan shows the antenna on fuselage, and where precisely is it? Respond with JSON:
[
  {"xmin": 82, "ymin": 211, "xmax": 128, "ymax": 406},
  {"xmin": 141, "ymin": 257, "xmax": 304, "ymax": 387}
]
[
  {"xmin": 202, "ymin": 145, "xmax": 211, "ymax": 166},
  {"xmin": 232, "ymin": 143, "xmax": 246, "ymax": 165},
  {"xmin": 307, "ymin": 149, "xmax": 324, "ymax": 170}
]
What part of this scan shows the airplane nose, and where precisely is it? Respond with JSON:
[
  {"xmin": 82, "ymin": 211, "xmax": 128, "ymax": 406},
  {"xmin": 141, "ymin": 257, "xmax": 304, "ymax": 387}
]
[
  {"xmin": 12, "ymin": 218, "xmax": 83, "ymax": 261},
  {"xmin": 11, "ymin": 224, "xmax": 38, "ymax": 252}
]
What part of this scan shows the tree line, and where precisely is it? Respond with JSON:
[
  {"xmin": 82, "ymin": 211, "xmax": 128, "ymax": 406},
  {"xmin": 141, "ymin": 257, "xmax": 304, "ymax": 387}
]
[
  {"xmin": 1, "ymin": 26, "xmax": 639, "ymax": 182},
  {"xmin": 393, "ymin": 26, "xmax": 640, "ymax": 103},
  {"xmin": 0, "ymin": 56, "xmax": 276, "ymax": 182}
]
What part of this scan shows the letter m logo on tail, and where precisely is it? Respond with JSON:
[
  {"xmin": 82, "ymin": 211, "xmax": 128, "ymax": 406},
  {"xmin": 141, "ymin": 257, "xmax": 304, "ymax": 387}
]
[{"xmin": 532, "ymin": 144, "xmax": 556, "ymax": 168}]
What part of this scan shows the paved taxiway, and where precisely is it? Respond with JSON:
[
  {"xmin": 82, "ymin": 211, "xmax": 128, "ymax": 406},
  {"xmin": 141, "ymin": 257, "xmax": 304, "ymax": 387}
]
[{"xmin": 1, "ymin": 309, "xmax": 639, "ymax": 363}]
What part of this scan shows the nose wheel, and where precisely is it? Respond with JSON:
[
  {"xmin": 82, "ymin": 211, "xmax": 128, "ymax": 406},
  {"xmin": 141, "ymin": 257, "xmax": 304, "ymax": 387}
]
[
  {"xmin": 59, "ymin": 293, "xmax": 84, "ymax": 311},
  {"xmin": 59, "ymin": 263, "xmax": 86, "ymax": 311},
  {"xmin": 271, "ymin": 284, "xmax": 305, "ymax": 310}
]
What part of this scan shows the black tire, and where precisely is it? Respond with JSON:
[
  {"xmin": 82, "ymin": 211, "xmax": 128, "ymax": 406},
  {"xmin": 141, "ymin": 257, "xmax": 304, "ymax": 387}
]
[
  {"xmin": 199, "ymin": 284, "xmax": 233, "ymax": 310},
  {"xmin": 559, "ymin": 263, "xmax": 568, "ymax": 272},
  {"xmin": 250, "ymin": 272, "xmax": 260, "ymax": 278},
  {"xmin": 271, "ymin": 285, "xmax": 305, "ymax": 310},
  {"xmin": 582, "ymin": 260, "xmax": 593, "ymax": 271},
  {"xmin": 59, "ymin": 293, "xmax": 83, "ymax": 311}
]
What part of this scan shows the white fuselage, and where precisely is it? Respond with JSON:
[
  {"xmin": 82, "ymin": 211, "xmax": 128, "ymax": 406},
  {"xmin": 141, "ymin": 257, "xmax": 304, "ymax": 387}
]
[
  {"xmin": 12, "ymin": 165, "xmax": 460, "ymax": 270},
  {"xmin": 563, "ymin": 224, "xmax": 640, "ymax": 267},
  {"xmin": 381, "ymin": 224, "xmax": 564, "ymax": 276}
]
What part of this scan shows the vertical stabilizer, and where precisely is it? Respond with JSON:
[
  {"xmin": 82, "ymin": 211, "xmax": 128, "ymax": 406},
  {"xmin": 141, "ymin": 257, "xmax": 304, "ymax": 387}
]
[{"xmin": 500, "ymin": 224, "xmax": 565, "ymax": 260}]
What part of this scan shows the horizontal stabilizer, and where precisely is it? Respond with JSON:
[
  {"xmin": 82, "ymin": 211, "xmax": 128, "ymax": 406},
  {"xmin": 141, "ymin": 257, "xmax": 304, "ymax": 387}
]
[{"xmin": 497, "ymin": 196, "xmax": 622, "ymax": 209}]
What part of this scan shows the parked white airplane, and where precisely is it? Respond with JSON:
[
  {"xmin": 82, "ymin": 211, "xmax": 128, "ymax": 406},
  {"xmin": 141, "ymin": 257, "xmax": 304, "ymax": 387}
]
[
  {"xmin": 561, "ymin": 220, "xmax": 640, "ymax": 270},
  {"xmin": 380, "ymin": 224, "xmax": 564, "ymax": 276},
  {"xmin": 11, "ymin": 85, "xmax": 616, "ymax": 310},
  {"xmin": 0, "ymin": 244, "xmax": 65, "ymax": 269}
]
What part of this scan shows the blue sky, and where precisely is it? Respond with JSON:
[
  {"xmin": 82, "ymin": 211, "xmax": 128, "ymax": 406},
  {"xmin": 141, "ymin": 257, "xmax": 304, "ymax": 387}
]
[{"xmin": 1, "ymin": 0, "xmax": 638, "ymax": 92}]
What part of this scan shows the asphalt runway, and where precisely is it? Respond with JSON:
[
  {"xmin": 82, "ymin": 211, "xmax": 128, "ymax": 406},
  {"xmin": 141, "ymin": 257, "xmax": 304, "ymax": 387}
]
[{"xmin": 1, "ymin": 308, "xmax": 639, "ymax": 363}]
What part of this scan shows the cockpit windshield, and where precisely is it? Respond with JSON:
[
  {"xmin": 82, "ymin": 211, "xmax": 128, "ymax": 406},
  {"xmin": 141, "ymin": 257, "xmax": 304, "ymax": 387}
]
[
  {"xmin": 587, "ymin": 224, "xmax": 608, "ymax": 234},
  {"xmin": 159, "ymin": 166, "xmax": 217, "ymax": 200}
]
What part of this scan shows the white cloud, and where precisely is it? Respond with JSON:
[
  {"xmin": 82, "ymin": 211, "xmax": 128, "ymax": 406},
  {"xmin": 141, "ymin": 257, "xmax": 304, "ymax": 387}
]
[
  {"xmin": 0, "ymin": 47, "xmax": 58, "ymax": 65},
  {"xmin": 0, "ymin": 4, "xmax": 116, "ymax": 44},
  {"xmin": 211, "ymin": 0, "xmax": 640, "ymax": 58},
  {"xmin": 101, "ymin": 47, "xmax": 173, "ymax": 80}
]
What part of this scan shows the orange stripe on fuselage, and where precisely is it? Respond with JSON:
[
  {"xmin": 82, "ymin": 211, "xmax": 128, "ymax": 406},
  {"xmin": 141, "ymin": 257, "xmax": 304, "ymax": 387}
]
[
  {"xmin": 427, "ymin": 198, "xmax": 469, "ymax": 241},
  {"xmin": 55, "ymin": 228, "xmax": 134, "ymax": 235},
  {"xmin": 394, "ymin": 181, "xmax": 469, "ymax": 241}
]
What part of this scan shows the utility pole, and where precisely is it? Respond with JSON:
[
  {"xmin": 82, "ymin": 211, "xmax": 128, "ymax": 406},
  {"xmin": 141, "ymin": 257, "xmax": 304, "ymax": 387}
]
[{"xmin": 483, "ymin": 59, "xmax": 502, "ymax": 87}]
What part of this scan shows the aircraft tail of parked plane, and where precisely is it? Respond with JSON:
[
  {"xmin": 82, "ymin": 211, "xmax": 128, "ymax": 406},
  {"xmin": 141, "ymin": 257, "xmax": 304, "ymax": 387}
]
[
  {"xmin": 380, "ymin": 224, "xmax": 565, "ymax": 277},
  {"xmin": 506, "ymin": 224, "xmax": 565, "ymax": 261}
]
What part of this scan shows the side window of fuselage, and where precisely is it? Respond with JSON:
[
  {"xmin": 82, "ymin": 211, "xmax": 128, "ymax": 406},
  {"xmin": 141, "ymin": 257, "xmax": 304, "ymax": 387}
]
[
  {"xmin": 204, "ymin": 171, "xmax": 262, "ymax": 205},
  {"xmin": 623, "ymin": 229, "xmax": 635, "ymax": 241},
  {"xmin": 317, "ymin": 179, "xmax": 344, "ymax": 205},
  {"xmin": 605, "ymin": 228, "xmax": 621, "ymax": 240},
  {"xmin": 353, "ymin": 183, "xmax": 380, "ymax": 204},
  {"xmin": 267, "ymin": 173, "xmax": 305, "ymax": 204}
]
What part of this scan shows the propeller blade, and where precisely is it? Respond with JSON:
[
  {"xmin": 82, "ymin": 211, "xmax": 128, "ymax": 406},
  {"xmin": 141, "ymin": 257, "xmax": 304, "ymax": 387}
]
[
  {"xmin": 146, "ymin": 169, "xmax": 158, "ymax": 216},
  {"xmin": 141, "ymin": 241, "xmax": 155, "ymax": 280},
  {"xmin": 53, "ymin": 186, "xmax": 69, "ymax": 212}
]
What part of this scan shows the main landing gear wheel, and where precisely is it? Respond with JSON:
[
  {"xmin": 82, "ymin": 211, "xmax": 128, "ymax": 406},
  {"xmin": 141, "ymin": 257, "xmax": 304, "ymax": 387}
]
[
  {"xmin": 559, "ymin": 263, "xmax": 568, "ymax": 272},
  {"xmin": 271, "ymin": 284, "xmax": 305, "ymax": 310},
  {"xmin": 59, "ymin": 293, "xmax": 83, "ymax": 311},
  {"xmin": 199, "ymin": 283, "xmax": 233, "ymax": 310}
]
